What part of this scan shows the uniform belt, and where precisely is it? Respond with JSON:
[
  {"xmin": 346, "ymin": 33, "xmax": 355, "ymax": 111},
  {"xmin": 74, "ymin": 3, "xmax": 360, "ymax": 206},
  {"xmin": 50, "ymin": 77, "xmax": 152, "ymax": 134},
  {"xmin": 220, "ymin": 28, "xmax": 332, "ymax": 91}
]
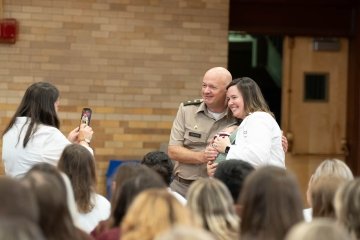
[{"xmin": 174, "ymin": 175, "xmax": 195, "ymax": 185}]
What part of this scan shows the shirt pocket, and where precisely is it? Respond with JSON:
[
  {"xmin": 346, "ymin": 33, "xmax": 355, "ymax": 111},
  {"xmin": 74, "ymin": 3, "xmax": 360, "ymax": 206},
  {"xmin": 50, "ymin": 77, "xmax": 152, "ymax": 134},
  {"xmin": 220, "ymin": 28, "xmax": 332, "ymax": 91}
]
[{"xmin": 184, "ymin": 129, "xmax": 207, "ymax": 147}]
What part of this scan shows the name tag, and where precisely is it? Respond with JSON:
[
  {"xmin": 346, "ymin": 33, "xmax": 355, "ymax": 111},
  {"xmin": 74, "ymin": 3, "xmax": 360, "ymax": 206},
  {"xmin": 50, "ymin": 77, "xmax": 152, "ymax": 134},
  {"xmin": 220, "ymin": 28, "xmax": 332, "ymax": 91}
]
[{"xmin": 189, "ymin": 132, "xmax": 201, "ymax": 138}]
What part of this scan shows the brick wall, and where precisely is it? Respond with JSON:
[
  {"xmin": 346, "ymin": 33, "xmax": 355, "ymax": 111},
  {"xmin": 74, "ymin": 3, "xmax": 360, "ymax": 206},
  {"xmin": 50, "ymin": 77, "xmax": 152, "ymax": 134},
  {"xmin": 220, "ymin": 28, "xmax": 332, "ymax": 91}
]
[{"xmin": 0, "ymin": 0, "xmax": 229, "ymax": 194}]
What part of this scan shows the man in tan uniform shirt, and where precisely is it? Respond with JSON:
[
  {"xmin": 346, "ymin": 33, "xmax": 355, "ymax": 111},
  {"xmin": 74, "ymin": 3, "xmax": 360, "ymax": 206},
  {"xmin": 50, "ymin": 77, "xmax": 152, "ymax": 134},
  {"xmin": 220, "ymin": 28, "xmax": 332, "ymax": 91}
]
[{"xmin": 168, "ymin": 67, "xmax": 237, "ymax": 197}]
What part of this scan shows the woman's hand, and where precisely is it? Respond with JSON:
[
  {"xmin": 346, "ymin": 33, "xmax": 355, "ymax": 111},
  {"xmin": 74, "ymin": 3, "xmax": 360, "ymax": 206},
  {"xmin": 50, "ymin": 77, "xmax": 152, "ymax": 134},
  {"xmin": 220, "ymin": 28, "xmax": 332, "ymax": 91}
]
[
  {"xmin": 78, "ymin": 124, "xmax": 93, "ymax": 143},
  {"xmin": 213, "ymin": 135, "xmax": 231, "ymax": 153},
  {"xmin": 207, "ymin": 160, "xmax": 218, "ymax": 177},
  {"xmin": 67, "ymin": 127, "xmax": 80, "ymax": 143},
  {"xmin": 204, "ymin": 144, "xmax": 219, "ymax": 162}
]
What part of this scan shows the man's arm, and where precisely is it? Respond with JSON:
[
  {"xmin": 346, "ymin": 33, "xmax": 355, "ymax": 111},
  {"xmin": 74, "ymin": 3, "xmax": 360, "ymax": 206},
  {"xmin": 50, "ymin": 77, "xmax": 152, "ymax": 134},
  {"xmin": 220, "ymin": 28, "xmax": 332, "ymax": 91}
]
[{"xmin": 168, "ymin": 145, "xmax": 206, "ymax": 164}]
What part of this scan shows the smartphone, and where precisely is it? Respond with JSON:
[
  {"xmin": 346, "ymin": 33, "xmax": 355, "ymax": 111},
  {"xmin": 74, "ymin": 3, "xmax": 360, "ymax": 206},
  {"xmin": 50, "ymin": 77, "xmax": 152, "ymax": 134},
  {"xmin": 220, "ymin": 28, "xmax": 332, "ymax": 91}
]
[{"xmin": 79, "ymin": 108, "xmax": 92, "ymax": 127}]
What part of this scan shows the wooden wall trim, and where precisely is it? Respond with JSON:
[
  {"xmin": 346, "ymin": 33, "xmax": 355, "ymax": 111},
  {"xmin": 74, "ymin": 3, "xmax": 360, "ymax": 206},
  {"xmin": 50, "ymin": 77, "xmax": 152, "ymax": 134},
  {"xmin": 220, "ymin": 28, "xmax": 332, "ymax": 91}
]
[{"xmin": 346, "ymin": 2, "xmax": 360, "ymax": 175}]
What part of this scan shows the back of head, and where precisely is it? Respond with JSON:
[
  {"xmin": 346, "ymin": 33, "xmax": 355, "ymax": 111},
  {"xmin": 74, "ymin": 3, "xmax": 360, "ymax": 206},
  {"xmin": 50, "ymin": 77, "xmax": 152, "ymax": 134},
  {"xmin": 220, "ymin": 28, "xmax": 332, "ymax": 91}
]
[
  {"xmin": 334, "ymin": 178, "xmax": 360, "ymax": 239},
  {"xmin": 285, "ymin": 218, "xmax": 351, "ymax": 240},
  {"xmin": 310, "ymin": 175, "xmax": 346, "ymax": 218},
  {"xmin": 112, "ymin": 166, "xmax": 167, "ymax": 226},
  {"xmin": 0, "ymin": 176, "xmax": 38, "ymax": 223},
  {"xmin": 141, "ymin": 151, "xmax": 173, "ymax": 185},
  {"xmin": 58, "ymin": 143, "xmax": 96, "ymax": 213},
  {"xmin": 239, "ymin": 166, "xmax": 303, "ymax": 240},
  {"xmin": 21, "ymin": 170, "xmax": 77, "ymax": 239},
  {"xmin": 3, "ymin": 82, "xmax": 60, "ymax": 147},
  {"xmin": 111, "ymin": 163, "xmax": 143, "ymax": 208},
  {"xmin": 227, "ymin": 77, "xmax": 272, "ymax": 117},
  {"xmin": 122, "ymin": 189, "xmax": 194, "ymax": 240},
  {"xmin": 26, "ymin": 163, "xmax": 81, "ymax": 228},
  {"xmin": 187, "ymin": 178, "xmax": 239, "ymax": 240},
  {"xmin": 155, "ymin": 225, "xmax": 216, "ymax": 240},
  {"xmin": 312, "ymin": 159, "xmax": 353, "ymax": 182},
  {"xmin": 0, "ymin": 217, "xmax": 45, "ymax": 240},
  {"xmin": 214, "ymin": 159, "xmax": 255, "ymax": 202},
  {"xmin": 307, "ymin": 159, "xmax": 353, "ymax": 207}
]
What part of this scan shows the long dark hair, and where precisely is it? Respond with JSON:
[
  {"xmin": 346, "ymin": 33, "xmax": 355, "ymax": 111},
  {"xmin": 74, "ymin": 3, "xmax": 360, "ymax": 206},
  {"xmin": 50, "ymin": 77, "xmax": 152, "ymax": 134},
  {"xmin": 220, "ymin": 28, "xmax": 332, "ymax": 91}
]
[
  {"xmin": 58, "ymin": 144, "xmax": 97, "ymax": 213},
  {"xmin": 2, "ymin": 82, "xmax": 60, "ymax": 147}
]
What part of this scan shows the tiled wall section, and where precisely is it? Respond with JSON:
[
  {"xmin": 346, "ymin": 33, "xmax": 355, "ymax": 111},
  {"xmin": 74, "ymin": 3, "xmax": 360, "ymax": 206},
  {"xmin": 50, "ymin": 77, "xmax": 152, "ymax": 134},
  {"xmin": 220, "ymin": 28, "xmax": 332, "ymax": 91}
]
[{"xmin": 0, "ymin": 0, "xmax": 229, "ymax": 194}]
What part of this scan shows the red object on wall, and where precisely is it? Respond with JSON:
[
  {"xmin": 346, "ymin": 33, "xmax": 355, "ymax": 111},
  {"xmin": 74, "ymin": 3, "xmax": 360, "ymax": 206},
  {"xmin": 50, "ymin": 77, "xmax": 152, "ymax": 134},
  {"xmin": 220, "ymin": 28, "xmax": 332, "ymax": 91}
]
[{"xmin": 0, "ymin": 18, "xmax": 18, "ymax": 44}]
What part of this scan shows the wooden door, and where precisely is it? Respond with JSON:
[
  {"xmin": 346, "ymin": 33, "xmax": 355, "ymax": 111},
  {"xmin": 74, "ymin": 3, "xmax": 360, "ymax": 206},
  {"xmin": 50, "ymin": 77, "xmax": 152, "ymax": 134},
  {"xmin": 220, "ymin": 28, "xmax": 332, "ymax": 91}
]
[{"xmin": 281, "ymin": 37, "xmax": 349, "ymax": 204}]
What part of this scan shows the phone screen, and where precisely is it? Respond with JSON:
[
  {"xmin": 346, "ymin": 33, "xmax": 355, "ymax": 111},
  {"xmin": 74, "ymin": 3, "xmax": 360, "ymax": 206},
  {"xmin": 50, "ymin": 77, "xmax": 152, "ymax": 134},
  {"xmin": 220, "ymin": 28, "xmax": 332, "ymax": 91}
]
[{"xmin": 80, "ymin": 108, "xmax": 92, "ymax": 127}]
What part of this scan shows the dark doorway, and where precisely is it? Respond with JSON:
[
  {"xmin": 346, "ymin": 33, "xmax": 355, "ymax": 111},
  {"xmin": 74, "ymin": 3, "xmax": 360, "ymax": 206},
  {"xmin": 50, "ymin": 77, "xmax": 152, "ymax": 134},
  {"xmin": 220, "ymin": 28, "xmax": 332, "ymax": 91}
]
[{"xmin": 227, "ymin": 33, "xmax": 283, "ymax": 124}]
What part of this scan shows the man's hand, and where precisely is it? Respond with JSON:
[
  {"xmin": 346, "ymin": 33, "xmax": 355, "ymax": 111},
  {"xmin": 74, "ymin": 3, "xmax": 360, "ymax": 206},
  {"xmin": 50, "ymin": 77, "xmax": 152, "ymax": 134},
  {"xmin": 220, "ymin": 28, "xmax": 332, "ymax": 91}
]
[
  {"xmin": 204, "ymin": 144, "xmax": 218, "ymax": 162},
  {"xmin": 207, "ymin": 160, "xmax": 218, "ymax": 177}
]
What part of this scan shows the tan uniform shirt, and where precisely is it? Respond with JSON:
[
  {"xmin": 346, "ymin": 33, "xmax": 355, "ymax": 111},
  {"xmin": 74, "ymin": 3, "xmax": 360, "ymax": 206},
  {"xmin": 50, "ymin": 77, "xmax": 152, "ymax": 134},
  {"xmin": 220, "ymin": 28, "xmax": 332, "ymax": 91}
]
[{"xmin": 169, "ymin": 100, "xmax": 237, "ymax": 180}]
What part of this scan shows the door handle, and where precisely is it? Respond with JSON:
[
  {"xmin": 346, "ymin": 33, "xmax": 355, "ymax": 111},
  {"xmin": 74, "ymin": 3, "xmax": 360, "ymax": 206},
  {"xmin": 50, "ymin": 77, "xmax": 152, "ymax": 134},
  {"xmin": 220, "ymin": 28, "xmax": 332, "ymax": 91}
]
[
  {"xmin": 340, "ymin": 138, "xmax": 349, "ymax": 156},
  {"xmin": 285, "ymin": 132, "xmax": 293, "ymax": 153}
]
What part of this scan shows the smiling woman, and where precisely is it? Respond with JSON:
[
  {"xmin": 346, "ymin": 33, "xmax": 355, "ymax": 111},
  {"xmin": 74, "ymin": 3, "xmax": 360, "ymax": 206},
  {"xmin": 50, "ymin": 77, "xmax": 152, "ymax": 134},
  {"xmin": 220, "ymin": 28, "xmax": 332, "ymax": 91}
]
[{"xmin": 212, "ymin": 77, "xmax": 285, "ymax": 168}]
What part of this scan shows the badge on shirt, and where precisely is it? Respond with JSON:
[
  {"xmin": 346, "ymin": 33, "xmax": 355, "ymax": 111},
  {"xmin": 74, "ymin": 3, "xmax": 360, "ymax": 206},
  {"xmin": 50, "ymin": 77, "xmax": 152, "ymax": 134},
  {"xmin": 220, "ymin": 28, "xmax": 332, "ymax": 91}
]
[{"xmin": 189, "ymin": 132, "xmax": 201, "ymax": 138}]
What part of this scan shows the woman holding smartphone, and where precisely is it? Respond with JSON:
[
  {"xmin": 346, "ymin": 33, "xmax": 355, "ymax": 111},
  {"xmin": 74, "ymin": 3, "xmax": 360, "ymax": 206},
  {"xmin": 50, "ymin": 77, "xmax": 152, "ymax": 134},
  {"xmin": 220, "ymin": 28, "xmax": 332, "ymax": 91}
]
[{"xmin": 2, "ymin": 82, "xmax": 94, "ymax": 178}]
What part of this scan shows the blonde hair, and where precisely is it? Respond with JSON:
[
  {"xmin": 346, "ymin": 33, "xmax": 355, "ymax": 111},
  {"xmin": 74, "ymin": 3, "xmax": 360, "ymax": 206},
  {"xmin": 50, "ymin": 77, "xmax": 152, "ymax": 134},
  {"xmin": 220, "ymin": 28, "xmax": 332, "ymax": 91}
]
[
  {"xmin": 155, "ymin": 225, "xmax": 216, "ymax": 240},
  {"xmin": 285, "ymin": 218, "xmax": 351, "ymax": 240},
  {"xmin": 187, "ymin": 178, "xmax": 239, "ymax": 240},
  {"xmin": 310, "ymin": 176, "xmax": 346, "ymax": 218},
  {"xmin": 334, "ymin": 178, "xmax": 360, "ymax": 239},
  {"xmin": 312, "ymin": 159, "xmax": 353, "ymax": 182},
  {"xmin": 121, "ymin": 189, "xmax": 195, "ymax": 240},
  {"xmin": 307, "ymin": 159, "xmax": 353, "ymax": 206}
]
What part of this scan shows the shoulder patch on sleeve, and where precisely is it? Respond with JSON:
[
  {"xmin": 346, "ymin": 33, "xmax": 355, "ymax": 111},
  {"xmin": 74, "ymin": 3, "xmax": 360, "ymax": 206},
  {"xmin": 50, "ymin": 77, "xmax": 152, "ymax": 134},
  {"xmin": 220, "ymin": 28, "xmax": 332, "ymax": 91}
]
[{"xmin": 183, "ymin": 99, "xmax": 203, "ymax": 106}]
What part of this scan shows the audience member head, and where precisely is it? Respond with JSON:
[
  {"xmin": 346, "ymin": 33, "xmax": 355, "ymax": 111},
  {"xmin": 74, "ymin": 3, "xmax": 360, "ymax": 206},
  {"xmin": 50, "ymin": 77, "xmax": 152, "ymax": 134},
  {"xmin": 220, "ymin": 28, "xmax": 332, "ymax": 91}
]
[
  {"xmin": 110, "ymin": 162, "xmax": 142, "ymax": 207},
  {"xmin": 307, "ymin": 159, "xmax": 353, "ymax": 206},
  {"xmin": 334, "ymin": 178, "xmax": 360, "ymax": 239},
  {"xmin": 58, "ymin": 143, "xmax": 97, "ymax": 213},
  {"xmin": 141, "ymin": 151, "xmax": 173, "ymax": 185},
  {"xmin": 312, "ymin": 159, "xmax": 353, "ymax": 180},
  {"xmin": 239, "ymin": 166, "xmax": 303, "ymax": 240},
  {"xmin": 187, "ymin": 178, "xmax": 239, "ymax": 240},
  {"xmin": 0, "ymin": 176, "xmax": 38, "ymax": 223},
  {"xmin": 310, "ymin": 175, "xmax": 346, "ymax": 218},
  {"xmin": 21, "ymin": 168, "xmax": 81, "ymax": 240},
  {"xmin": 122, "ymin": 189, "xmax": 195, "ymax": 240},
  {"xmin": 2, "ymin": 82, "xmax": 60, "ymax": 147},
  {"xmin": 285, "ymin": 218, "xmax": 351, "ymax": 240},
  {"xmin": 0, "ymin": 217, "xmax": 45, "ymax": 240},
  {"xmin": 155, "ymin": 225, "xmax": 216, "ymax": 240},
  {"xmin": 26, "ymin": 163, "xmax": 81, "ymax": 227},
  {"xmin": 112, "ymin": 166, "xmax": 167, "ymax": 227},
  {"xmin": 214, "ymin": 159, "xmax": 254, "ymax": 202}
]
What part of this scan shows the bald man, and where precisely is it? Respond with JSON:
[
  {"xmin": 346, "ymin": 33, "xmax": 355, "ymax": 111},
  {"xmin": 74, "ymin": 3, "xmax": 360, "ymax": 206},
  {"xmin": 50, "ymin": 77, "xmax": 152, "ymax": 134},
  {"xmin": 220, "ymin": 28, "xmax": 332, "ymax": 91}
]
[{"xmin": 168, "ymin": 67, "xmax": 237, "ymax": 196}]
